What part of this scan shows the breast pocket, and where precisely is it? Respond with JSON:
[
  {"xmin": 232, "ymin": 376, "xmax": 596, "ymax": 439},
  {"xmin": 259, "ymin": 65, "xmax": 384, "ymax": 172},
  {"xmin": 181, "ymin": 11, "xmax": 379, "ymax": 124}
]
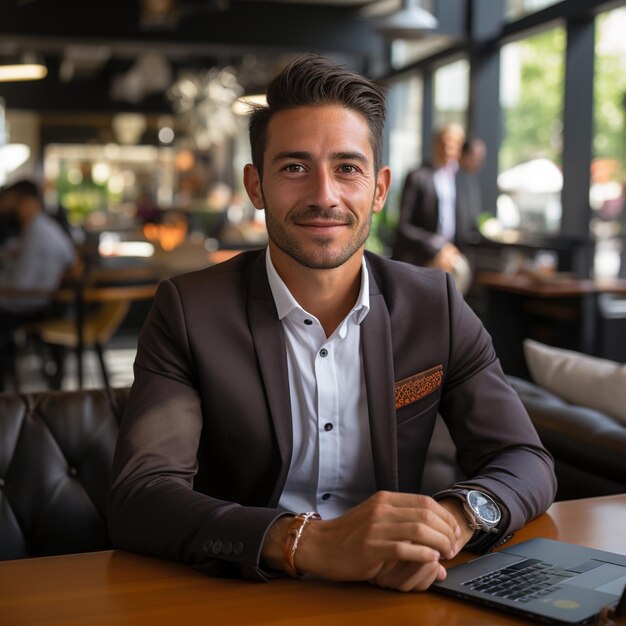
[{"xmin": 395, "ymin": 365, "xmax": 443, "ymax": 426}]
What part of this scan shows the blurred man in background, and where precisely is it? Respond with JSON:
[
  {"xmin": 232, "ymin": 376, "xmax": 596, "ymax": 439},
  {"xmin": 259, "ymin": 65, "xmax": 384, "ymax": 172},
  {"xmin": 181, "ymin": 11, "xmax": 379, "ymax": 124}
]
[
  {"xmin": 392, "ymin": 123, "xmax": 465, "ymax": 272},
  {"xmin": 0, "ymin": 179, "xmax": 76, "ymax": 390}
]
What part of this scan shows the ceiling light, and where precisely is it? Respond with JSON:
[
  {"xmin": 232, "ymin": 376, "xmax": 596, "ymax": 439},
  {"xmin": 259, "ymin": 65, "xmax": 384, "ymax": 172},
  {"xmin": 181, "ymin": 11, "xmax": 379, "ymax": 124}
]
[
  {"xmin": 377, "ymin": 0, "xmax": 438, "ymax": 39},
  {"xmin": 0, "ymin": 52, "xmax": 47, "ymax": 82},
  {"xmin": 0, "ymin": 97, "xmax": 31, "ymax": 184},
  {"xmin": 0, "ymin": 143, "xmax": 31, "ymax": 185}
]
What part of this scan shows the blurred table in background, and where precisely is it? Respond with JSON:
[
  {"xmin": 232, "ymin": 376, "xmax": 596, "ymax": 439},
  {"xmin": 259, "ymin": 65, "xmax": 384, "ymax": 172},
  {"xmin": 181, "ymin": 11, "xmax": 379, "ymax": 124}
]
[{"xmin": 476, "ymin": 271, "xmax": 626, "ymax": 378}]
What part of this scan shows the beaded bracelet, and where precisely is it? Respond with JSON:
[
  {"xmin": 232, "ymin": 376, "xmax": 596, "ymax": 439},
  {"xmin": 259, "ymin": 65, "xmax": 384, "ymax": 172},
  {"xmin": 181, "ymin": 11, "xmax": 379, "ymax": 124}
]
[{"xmin": 284, "ymin": 512, "xmax": 321, "ymax": 577}]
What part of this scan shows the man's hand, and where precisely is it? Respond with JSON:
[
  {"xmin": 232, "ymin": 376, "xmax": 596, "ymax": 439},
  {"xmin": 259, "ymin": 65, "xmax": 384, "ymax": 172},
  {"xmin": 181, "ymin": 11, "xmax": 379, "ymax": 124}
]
[
  {"xmin": 262, "ymin": 491, "xmax": 471, "ymax": 592},
  {"xmin": 430, "ymin": 243, "xmax": 461, "ymax": 273}
]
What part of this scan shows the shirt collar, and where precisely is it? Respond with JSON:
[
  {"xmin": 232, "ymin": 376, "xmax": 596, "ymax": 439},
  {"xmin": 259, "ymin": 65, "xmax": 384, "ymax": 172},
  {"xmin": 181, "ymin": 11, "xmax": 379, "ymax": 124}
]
[{"xmin": 265, "ymin": 247, "xmax": 370, "ymax": 325}]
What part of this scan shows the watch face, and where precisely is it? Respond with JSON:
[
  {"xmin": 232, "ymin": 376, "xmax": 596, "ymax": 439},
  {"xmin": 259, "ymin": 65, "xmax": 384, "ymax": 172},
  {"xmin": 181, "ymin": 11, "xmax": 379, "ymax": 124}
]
[{"xmin": 467, "ymin": 490, "xmax": 501, "ymax": 524}]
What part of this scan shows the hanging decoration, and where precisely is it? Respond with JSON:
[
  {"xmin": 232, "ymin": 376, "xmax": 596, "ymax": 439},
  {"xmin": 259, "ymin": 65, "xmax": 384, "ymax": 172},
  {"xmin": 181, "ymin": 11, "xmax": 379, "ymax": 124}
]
[{"xmin": 167, "ymin": 67, "xmax": 243, "ymax": 150}]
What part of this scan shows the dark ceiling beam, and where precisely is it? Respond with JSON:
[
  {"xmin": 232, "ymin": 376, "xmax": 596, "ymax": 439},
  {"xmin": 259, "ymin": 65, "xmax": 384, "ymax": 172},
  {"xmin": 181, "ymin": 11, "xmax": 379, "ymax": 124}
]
[
  {"xmin": 0, "ymin": 1, "xmax": 382, "ymax": 57},
  {"xmin": 0, "ymin": 57, "xmax": 173, "ymax": 115},
  {"xmin": 0, "ymin": 0, "xmax": 386, "ymax": 114}
]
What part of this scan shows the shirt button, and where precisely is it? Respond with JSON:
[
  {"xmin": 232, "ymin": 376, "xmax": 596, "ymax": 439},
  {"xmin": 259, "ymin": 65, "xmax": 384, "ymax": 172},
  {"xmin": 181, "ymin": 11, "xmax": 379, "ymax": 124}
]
[
  {"xmin": 321, "ymin": 493, "xmax": 331, "ymax": 501},
  {"xmin": 319, "ymin": 348, "xmax": 328, "ymax": 357},
  {"xmin": 324, "ymin": 423, "xmax": 333, "ymax": 432},
  {"xmin": 303, "ymin": 319, "xmax": 313, "ymax": 326}
]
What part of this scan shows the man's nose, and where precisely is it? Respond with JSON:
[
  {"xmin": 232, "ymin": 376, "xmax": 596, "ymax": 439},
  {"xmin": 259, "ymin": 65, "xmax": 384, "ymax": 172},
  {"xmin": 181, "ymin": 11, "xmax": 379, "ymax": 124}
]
[{"xmin": 306, "ymin": 168, "xmax": 339, "ymax": 208}]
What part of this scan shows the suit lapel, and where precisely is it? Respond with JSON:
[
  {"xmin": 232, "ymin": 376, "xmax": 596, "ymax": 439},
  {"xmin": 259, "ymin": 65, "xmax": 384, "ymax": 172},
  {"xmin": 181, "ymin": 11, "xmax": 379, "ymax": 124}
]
[
  {"xmin": 362, "ymin": 266, "xmax": 399, "ymax": 491},
  {"xmin": 246, "ymin": 250, "xmax": 293, "ymax": 505}
]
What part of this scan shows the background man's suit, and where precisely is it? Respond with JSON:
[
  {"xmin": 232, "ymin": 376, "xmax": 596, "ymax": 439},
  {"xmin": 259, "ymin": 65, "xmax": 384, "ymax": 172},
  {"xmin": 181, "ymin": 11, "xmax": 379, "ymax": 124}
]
[
  {"xmin": 108, "ymin": 249, "xmax": 556, "ymax": 580},
  {"xmin": 392, "ymin": 163, "xmax": 480, "ymax": 266}
]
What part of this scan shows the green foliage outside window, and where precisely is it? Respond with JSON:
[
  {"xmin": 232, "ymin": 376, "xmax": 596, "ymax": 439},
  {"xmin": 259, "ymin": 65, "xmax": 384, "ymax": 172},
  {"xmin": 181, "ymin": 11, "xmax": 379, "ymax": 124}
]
[
  {"xmin": 594, "ymin": 10, "xmax": 626, "ymax": 180},
  {"xmin": 500, "ymin": 27, "xmax": 565, "ymax": 174}
]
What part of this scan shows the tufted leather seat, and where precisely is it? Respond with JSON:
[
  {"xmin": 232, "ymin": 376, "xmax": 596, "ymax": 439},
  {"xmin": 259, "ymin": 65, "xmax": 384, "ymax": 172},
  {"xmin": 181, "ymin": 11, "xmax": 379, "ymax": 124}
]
[
  {"xmin": 1, "ymin": 377, "xmax": 621, "ymax": 561},
  {"xmin": 0, "ymin": 387, "xmax": 127, "ymax": 560},
  {"xmin": 508, "ymin": 376, "xmax": 626, "ymax": 500}
]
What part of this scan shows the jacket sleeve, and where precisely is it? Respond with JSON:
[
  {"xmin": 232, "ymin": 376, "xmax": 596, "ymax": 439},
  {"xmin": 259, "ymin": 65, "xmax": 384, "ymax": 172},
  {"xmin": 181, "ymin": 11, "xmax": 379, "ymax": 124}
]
[
  {"xmin": 396, "ymin": 169, "xmax": 446, "ymax": 261},
  {"xmin": 107, "ymin": 279, "xmax": 288, "ymax": 581},
  {"xmin": 438, "ymin": 274, "xmax": 557, "ymax": 549}
]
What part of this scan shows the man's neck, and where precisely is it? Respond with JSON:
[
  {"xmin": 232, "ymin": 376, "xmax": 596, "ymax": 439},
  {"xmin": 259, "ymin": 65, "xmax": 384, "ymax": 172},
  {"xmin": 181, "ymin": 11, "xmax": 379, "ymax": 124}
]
[{"xmin": 268, "ymin": 244, "xmax": 364, "ymax": 338}]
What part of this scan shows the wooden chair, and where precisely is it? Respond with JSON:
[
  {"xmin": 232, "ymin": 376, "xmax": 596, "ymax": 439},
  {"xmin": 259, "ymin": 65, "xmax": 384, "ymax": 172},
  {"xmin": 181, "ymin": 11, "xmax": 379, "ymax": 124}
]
[{"xmin": 27, "ymin": 264, "xmax": 159, "ymax": 389}]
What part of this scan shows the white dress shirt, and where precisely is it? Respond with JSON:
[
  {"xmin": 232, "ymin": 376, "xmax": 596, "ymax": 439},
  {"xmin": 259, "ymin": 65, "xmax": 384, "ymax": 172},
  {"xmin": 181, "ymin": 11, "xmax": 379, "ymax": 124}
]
[
  {"xmin": 266, "ymin": 249, "xmax": 377, "ymax": 519},
  {"xmin": 433, "ymin": 163, "xmax": 458, "ymax": 243},
  {"xmin": 0, "ymin": 212, "xmax": 75, "ymax": 313}
]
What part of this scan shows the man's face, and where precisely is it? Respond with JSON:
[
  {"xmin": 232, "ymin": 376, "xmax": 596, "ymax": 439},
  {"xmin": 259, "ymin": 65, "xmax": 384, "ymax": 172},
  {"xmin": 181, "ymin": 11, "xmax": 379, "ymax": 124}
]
[
  {"xmin": 244, "ymin": 105, "xmax": 390, "ymax": 271},
  {"xmin": 434, "ymin": 128, "xmax": 464, "ymax": 166}
]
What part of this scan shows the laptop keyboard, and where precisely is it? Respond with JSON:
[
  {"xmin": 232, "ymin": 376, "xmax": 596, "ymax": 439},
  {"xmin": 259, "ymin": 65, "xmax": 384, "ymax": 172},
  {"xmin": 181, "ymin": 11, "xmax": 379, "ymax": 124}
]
[{"xmin": 461, "ymin": 558, "xmax": 575, "ymax": 604}]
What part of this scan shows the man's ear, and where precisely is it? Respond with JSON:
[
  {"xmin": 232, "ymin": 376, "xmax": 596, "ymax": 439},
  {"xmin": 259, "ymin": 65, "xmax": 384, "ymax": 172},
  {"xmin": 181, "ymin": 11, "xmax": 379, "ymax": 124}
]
[
  {"xmin": 243, "ymin": 164, "xmax": 264, "ymax": 210},
  {"xmin": 372, "ymin": 166, "xmax": 391, "ymax": 214}
]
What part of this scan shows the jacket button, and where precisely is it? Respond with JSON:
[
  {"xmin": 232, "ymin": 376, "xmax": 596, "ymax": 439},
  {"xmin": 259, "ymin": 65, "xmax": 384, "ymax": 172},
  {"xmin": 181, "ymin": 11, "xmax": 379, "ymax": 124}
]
[
  {"xmin": 222, "ymin": 541, "xmax": 233, "ymax": 555},
  {"xmin": 0, "ymin": 478, "xmax": 5, "ymax": 488},
  {"xmin": 211, "ymin": 540, "xmax": 223, "ymax": 554},
  {"xmin": 233, "ymin": 542, "xmax": 244, "ymax": 556},
  {"xmin": 202, "ymin": 539, "xmax": 213, "ymax": 552}
]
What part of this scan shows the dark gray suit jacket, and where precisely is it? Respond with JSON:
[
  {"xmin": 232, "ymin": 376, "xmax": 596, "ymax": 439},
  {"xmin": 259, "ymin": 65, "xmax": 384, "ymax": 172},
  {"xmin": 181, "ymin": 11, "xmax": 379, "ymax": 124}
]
[
  {"xmin": 392, "ymin": 164, "xmax": 481, "ymax": 266},
  {"xmin": 108, "ymin": 249, "xmax": 556, "ymax": 580},
  {"xmin": 393, "ymin": 163, "xmax": 444, "ymax": 266}
]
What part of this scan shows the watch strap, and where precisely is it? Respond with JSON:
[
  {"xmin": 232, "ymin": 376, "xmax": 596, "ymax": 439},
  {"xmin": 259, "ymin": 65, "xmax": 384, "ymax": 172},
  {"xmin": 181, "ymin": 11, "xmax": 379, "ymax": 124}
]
[{"xmin": 432, "ymin": 486, "xmax": 510, "ymax": 552}]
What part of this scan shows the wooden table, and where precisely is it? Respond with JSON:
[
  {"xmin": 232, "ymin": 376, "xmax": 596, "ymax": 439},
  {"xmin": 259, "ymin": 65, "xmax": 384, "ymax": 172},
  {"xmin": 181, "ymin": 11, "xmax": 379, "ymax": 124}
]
[
  {"xmin": 1, "ymin": 495, "xmax": 624, "ymax": 625},
  {"xmin": 475, "ymin": 271, "xmax": 626, "ymax": 377}
]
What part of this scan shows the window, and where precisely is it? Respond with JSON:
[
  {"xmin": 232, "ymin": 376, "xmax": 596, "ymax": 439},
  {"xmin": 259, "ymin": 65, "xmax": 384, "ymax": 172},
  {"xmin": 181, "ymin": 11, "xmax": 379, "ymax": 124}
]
[
  {"xmin": 377, "ymin": 73, "xmax": 423, "ymax": 253},
  {"xmin": 591, "ymin": 6, "xmax": 626, "ymax": 278},
  {"xmin": 506, "ymin": 0, "xmax": 561, "ymax": 21},
  {"xmin": 498, "ymin": 27, "xmax": 565, "ymax": 234},
  {"xmin": 433, "ymin": 59, "xmax": 469, "ymax": 130}
]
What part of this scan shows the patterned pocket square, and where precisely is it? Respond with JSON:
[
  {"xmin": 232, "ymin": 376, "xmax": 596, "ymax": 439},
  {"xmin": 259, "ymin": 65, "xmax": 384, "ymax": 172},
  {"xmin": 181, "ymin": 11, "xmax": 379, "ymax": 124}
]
[{"xmin": 395, "ymin": 365, "xmax": 444, "ymax": 409}]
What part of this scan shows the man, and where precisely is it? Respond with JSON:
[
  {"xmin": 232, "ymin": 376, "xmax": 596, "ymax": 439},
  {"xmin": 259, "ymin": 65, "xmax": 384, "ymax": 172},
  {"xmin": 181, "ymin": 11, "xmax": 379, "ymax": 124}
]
[
  {"xmin": 392, "ymin": 123, "xmax": 466, "ymax": 272},
  {"xmin": 455, "ymin": 136, "xmax": 486, "ymax": 248},
  {"xmin": 0, "ymin": 179, "xmax": 76, "ymax": 390},
  {"xmin": 108, "ymin": 54, "xmax": 556, "ymax": 592}
]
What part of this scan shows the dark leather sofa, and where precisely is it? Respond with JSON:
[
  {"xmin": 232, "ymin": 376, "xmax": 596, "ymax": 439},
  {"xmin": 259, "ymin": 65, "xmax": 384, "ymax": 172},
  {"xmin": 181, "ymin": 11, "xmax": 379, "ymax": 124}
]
[
  {"xmin": 0, "ymin": 387, "xmax": 126, "ymax": 560},
  {"xmin": 1, "ymin": 378, "xmax": 624, "ymax": 560},
  {"xmin": 507, "ymin": 376, "xmax": 626, "ymax": 501}
]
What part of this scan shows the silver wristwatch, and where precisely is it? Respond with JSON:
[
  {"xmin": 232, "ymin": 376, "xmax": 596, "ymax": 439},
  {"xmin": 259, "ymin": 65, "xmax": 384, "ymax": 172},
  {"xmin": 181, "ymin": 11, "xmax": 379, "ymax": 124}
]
[{"xmin": 447, "ymin": 488, "xmax": 501, "ymax": 534}]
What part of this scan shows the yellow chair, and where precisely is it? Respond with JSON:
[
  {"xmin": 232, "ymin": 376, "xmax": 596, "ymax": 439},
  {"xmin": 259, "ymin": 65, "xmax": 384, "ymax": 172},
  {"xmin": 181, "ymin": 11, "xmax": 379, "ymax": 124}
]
[{"xmin": 28, "ymin": 265, "xmax": 158, "ymax": 388}]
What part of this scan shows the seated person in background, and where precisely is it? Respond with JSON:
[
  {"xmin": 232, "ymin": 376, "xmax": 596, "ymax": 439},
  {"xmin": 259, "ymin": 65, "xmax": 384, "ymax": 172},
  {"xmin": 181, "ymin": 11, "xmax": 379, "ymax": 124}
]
[
  {"xmin": 108, "ymin": 54, "xmax": 556, "ymax": 591},
  {"xmin": 0, "ymin": 179, "xmax": 76, "ymax": 390},
  {"xmin": 392, "ymin": 123, "xmax": 466, "ymax": 273}
]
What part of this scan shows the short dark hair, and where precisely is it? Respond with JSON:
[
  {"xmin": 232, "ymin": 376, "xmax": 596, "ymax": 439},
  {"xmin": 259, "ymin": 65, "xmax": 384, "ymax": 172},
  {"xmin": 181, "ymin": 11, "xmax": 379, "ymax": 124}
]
[
  {"xmin": 248, "ymin": 53, "xmax": 386, "ymax": 177},
  {"xmin": 3, "ymin": 178, "xmax": 41, "ymax": 200}
]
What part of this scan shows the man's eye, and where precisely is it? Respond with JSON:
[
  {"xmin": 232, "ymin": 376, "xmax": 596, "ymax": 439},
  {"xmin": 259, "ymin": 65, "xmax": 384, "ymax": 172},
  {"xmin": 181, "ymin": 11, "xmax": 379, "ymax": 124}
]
[
  {"xmin": 284, "ymin": 164, "xmax": 305, "ymax": 173},
  {"xmin": 339, "ymin": 164, "xmax": 358, "ymax": 174}
]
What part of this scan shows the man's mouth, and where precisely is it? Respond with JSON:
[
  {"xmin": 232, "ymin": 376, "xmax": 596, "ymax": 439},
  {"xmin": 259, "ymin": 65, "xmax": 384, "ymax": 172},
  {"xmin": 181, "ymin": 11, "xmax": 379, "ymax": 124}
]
[{"xmin": 292, "ymin": 210, "xmax": 355, "ymax": 229}]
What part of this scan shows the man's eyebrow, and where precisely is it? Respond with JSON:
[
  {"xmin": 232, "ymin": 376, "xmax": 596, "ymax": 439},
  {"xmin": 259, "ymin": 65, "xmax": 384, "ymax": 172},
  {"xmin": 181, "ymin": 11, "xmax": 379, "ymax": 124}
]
[
  {"xmin": 271, "ymin": 151, "xmax": 369, "ymax": 163},
  {"xmin": 272, "ymin": 151, "xmax": 311, "ymax": 163},
  {"xmin": 332, "ymin": 151, "xmax": 369, "ymax": 163}
]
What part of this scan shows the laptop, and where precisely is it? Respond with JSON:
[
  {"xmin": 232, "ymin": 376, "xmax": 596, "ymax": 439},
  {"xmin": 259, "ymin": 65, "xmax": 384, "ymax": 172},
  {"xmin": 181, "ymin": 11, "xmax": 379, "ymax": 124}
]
[{"xmin": 430, "ymin": 538, "xmax": 626, "ymax": 625}]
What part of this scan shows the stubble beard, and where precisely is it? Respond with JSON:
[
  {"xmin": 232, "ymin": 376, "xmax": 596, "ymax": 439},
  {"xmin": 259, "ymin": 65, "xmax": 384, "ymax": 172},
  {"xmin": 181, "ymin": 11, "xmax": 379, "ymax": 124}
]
[{"xmin": 264, "ymin": 204, "xmax": 373, "ymax": 270}]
